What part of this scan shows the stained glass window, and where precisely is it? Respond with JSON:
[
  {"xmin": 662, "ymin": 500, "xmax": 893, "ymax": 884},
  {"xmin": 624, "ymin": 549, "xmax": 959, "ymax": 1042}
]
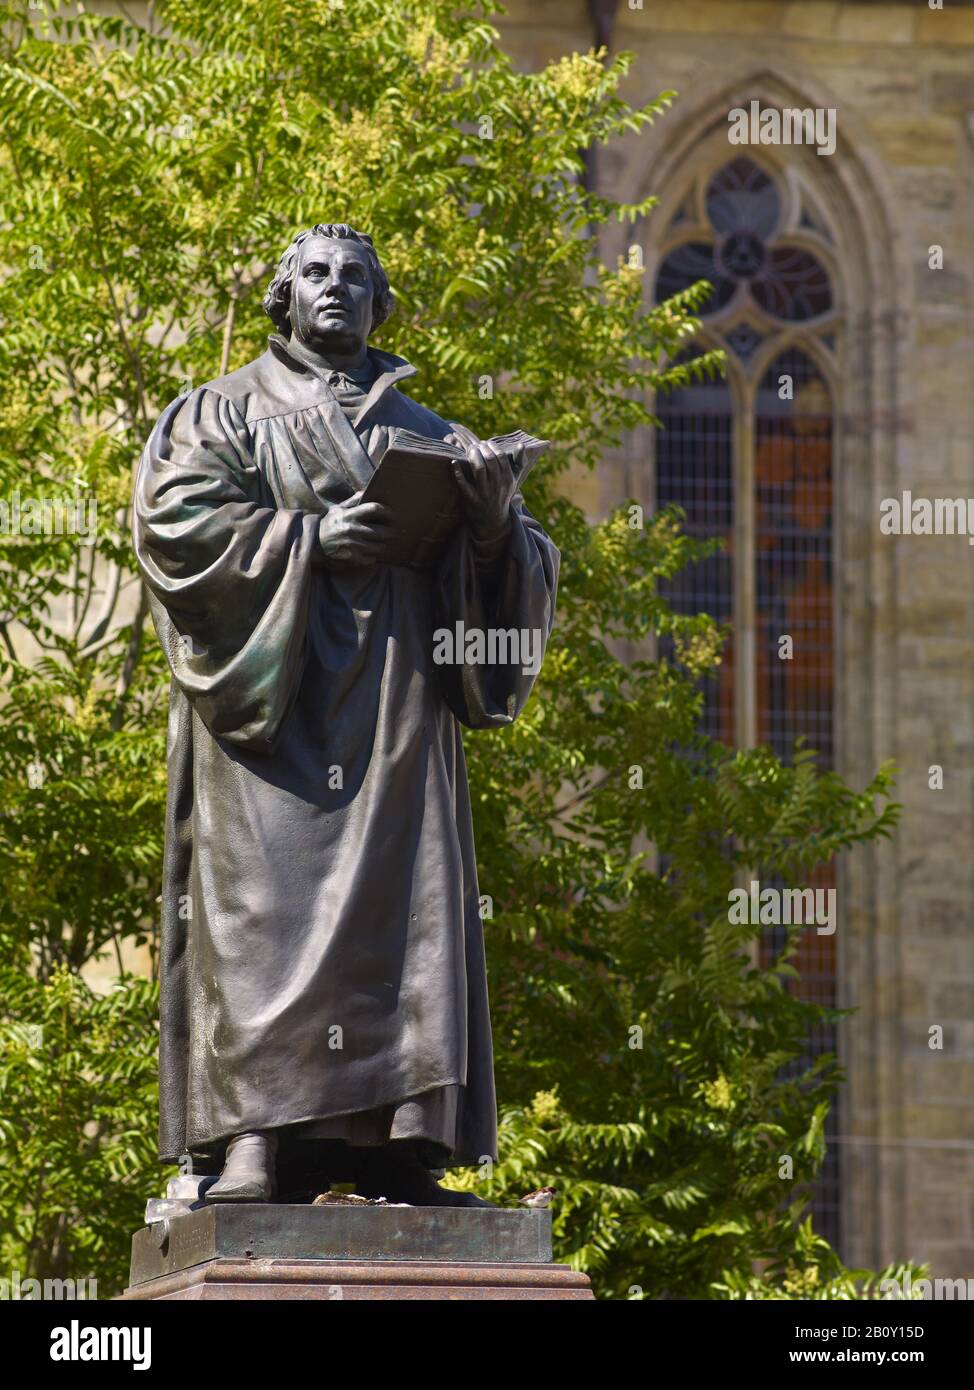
[
  {"xmin": 656, "ymin": 359, "xmax": 735, "ymax": 746},
  {"xmin": 655, "ymin": 242, "xmax": 730, "ymax": 316},
  {"xmin": 752, "ymin": 247, "xmax": 832, "ymax": 321},
  {"xmin": 706, "ymin": 157, "xmax": 781, "ymax": 239},
  {"xmin": 754, "ymin": 347, "xmax": 837, "ymax": 1248},
  {"xmin": 655, "ymin": 156, "xmax": 832, "ymax": 323},
  {"xmin": 654, "ymin": 157, "xmax": 839, "ymax": 1250}
]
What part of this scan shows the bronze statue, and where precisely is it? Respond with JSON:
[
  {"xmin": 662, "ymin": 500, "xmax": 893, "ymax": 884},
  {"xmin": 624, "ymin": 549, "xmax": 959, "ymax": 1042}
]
[{"xmin": 133, "ymin": 224, "xmax": 559, "ymax": 1206}]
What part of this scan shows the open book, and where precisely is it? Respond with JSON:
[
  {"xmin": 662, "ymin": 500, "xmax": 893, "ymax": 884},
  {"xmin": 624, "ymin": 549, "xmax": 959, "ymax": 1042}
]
[{"xmin": 360, "ymin": 428, "xmax": 550, "ymax": 569}]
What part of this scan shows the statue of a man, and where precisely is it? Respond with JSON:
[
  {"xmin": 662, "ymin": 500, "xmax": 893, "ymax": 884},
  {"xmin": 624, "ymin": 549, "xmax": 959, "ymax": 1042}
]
[{"xmin": 133, "ymin": 224, "xmax": 559, "ymax": 1206}]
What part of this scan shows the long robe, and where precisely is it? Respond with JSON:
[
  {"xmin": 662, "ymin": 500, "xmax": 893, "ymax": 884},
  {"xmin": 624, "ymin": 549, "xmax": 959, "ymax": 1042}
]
[{"xmin": 133, "ymin": 333, "xmax": 560, "ymax": 1166}]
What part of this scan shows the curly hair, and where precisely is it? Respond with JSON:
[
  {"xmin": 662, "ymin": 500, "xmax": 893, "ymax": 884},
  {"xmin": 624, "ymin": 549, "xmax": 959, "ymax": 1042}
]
[{"xmin": 262, "ymin": 224, "xmax": 395, "ymax": 336}]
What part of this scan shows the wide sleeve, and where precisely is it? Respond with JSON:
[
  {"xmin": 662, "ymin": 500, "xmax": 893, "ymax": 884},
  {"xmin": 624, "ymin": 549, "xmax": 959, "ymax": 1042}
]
[
  {"xmin": 432, "ymin": 491, "xmax": 560, "ymax": 729},
  {"xmin": 133, "ymin": 387, "xmax": 323, "ymax": 752}
]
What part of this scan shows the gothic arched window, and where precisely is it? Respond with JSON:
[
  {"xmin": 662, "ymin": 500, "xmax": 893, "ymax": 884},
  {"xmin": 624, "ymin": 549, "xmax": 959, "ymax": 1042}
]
[
  {"xmin": 657, "ymin": 157, "xmax": 832, "ymax": 323},
  {"xmin": 654, "ymin": 155, "xmax": 840, "ymax": 1248}
]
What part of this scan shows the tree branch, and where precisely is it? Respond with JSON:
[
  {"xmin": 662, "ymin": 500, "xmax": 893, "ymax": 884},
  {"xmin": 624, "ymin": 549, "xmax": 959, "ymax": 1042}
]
[{"xmin": 110, "ymin": 582, "xmax": 148, "ymax": 731}]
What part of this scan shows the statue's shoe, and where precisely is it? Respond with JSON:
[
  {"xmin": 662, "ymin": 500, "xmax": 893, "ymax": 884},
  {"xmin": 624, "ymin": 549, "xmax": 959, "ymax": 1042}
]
[
  {"xmin": 353, "ymin": 1140, "xmax": 496, "ymax": 1207},
  {"xmin": 205, "ymin": 1130, "xmax": 277, "ymax": 1204}
]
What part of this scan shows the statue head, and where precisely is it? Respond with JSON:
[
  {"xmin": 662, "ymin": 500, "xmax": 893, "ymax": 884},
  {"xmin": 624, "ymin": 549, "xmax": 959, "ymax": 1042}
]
[{"xmin": 263, "ymin": 223, "xmax": 395, "ymax": 358}]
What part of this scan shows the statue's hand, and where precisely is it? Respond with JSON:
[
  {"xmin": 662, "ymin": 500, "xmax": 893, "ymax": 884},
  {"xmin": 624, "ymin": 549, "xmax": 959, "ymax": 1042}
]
[
  {"xmin": 446, "ymin": 433, "xmax": 518, "ymax": 542},
  {"xmin": 317, "ymin": 492, "xmax": 395, "ymax": 567}
]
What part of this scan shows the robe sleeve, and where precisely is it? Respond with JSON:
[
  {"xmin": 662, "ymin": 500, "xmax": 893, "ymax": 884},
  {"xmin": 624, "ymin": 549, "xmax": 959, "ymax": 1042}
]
[
  {"xmin": 133, "ymin": 387, "xmax": 323, "ymax": 753},
  {"xmin": 432, "ymin": 491, "xmax": 560, "ymax": 729}
]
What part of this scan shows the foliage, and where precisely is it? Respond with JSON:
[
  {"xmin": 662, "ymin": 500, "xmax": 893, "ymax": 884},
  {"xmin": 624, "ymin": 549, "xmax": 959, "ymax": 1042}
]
[
  {"xmin": 0, "ymin": 963, "xmax": 158, "ymax": 1294},
  {"xmin": 0, "ymin": 0, "xmax": 904, "ymax": 1298},
  {"xmin": 444, "ymin": 505, "xmax": 902, "ymax": 1298}
]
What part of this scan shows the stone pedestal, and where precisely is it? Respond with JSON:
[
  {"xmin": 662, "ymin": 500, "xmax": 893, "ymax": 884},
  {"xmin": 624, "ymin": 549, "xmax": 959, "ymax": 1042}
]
[{"xmin": 119, "ymin": 1204, "xmax": 594, "ymax": 1301}]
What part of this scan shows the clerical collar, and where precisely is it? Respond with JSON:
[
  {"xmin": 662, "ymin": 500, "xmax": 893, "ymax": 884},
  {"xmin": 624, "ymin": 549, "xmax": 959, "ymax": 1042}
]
[
  {"xmin": 272, "ymin": 333, "xmax": 375, "ymax": 389},
  {"xmin": 267, "ymin": 333, "xmax": 419, "ymax": 429}
]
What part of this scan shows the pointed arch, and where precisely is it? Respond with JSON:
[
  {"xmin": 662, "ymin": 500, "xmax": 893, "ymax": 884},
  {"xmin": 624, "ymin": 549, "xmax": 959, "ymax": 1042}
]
[{"xmin": 636, "ymin": 69, "xmax": 907, "ymax": 1265}]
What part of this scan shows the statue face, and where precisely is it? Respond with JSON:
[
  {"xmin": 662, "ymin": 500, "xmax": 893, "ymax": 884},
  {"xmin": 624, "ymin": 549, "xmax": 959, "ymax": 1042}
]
[{"xmin": 289, "ymin": 236, "xmax": 374, "ymax": 356}]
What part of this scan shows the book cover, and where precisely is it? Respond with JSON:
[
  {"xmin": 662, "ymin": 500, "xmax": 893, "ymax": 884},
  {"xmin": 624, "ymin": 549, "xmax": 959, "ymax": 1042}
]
[{"xmin": 360, "ymin": 428, "xmax": 549, "ymax": 568}]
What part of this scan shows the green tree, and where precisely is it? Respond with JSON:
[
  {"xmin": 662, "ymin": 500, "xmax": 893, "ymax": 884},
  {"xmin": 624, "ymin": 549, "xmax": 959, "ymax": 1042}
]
[{"xmin": 0, "ymin": 0, "xmax": 910, "ymax": 1298}]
